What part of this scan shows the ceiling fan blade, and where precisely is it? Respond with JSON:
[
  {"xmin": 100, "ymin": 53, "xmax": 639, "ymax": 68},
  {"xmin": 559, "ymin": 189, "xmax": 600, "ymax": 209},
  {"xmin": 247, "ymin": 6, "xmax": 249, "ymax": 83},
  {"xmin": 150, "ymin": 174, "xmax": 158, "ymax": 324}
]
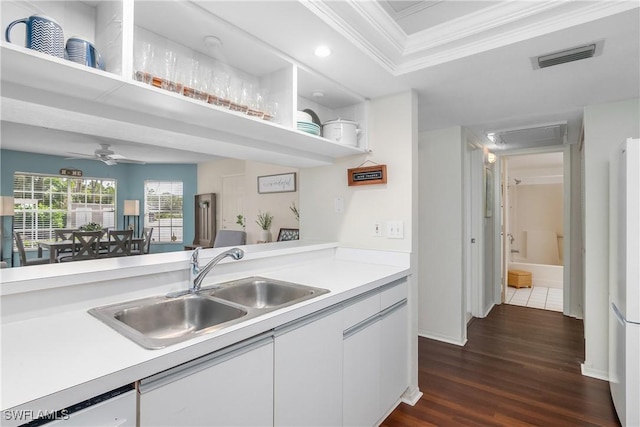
[
  {"xmin": 101, "ymin": 158, "xmax": 118, "ymax": 166},
  {"xmin": 66, "ymin": 151, "xmax": 95, "ymax": 159},
  {"xmin": 115, "ymin": 158, "xmax": 146, "ymax": 165}
]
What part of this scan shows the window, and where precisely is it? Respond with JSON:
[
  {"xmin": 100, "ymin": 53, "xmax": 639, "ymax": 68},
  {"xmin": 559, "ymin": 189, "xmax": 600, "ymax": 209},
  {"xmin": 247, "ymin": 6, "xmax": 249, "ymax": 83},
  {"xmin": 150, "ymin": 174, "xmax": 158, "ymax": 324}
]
[
  {"xmin": 13, "ymin": 173, "xmax": 116, "ymax": 249},
  {"xmin": 144, "ymin": 181, "xmax": 183, "ymax": 244}
]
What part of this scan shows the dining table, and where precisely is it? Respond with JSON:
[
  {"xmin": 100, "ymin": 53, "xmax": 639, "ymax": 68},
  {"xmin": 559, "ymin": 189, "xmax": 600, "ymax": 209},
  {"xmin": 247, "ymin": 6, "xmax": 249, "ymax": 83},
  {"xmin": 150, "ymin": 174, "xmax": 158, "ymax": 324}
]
[{"xmin": 37, "ymin": 236, "xmax": 145, "ymax": 263}]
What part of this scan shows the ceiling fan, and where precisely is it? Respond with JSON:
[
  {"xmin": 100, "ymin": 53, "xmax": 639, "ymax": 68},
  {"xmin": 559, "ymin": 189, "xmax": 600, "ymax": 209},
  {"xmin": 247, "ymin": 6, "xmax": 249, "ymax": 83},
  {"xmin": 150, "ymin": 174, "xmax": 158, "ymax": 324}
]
[{"xmin": 66, "ymin": 143, "xmax": 146, "ymax": 166}]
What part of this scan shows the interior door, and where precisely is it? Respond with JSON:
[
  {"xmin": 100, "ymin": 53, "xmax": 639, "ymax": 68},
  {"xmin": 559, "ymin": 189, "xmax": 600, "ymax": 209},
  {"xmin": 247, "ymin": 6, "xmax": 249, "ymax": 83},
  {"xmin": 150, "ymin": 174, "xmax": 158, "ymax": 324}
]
[{"xmin": 221, "ymin": 175, "xmax": 245, "ymax": 231}]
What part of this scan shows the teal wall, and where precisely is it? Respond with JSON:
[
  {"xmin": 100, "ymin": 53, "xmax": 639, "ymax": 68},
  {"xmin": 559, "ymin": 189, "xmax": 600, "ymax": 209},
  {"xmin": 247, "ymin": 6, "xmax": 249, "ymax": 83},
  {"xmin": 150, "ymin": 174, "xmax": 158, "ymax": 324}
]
[{"xmin": 0, "ymin": 149, "xmax": 197, "ymax": 265}]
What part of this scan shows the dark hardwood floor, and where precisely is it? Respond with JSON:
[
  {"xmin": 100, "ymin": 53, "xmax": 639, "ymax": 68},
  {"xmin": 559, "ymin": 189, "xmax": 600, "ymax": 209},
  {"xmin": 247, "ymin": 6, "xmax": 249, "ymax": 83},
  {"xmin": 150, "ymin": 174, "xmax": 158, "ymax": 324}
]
[{"xmin": 382, "ymin": 304, "xmax": 620, "ymax": 427}]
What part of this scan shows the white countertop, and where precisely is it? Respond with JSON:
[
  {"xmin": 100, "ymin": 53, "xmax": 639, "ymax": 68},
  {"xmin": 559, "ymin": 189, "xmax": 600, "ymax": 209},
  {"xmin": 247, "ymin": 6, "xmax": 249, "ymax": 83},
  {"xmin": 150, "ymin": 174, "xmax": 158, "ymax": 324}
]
[{"xmin": 1, "ymin": 244, "xmax": 410, "ymax": 416}]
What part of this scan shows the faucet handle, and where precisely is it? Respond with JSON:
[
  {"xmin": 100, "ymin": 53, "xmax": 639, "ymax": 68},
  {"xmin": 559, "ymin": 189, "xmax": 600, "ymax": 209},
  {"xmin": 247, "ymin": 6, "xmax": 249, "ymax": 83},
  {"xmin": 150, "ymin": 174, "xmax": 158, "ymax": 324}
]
[{"xmin": 191, "ymin": 247, "xmax": 201, "ymax": 272}]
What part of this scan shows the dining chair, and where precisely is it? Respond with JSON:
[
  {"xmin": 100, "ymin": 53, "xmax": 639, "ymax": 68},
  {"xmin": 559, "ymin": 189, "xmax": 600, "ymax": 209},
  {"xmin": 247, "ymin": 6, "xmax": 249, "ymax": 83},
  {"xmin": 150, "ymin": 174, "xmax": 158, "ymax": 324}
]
[
  {"xmin": 13, "ymin": 231, "xmax": 50, "ymax": 266},
  {"xmin": 54, "ymin": 228, "xmax": 76, "ymax": 241},
  {"xmin": 54, "ymin": 228, "xmax": 76, "ymax": 254},
  {"xmin": 213, "ymin": 230, "xmax": 246, "ymax": 248},
  {"xmin": 105, "ymin": 229, "xmax": 133, "ymax": 257},
  {"xmin": 59, "ymin": 231, "xmax": 101, "ymax": 262},
  {"xmin": 131, "ymin": 227, "xmax": 153, "ymax": 255}
]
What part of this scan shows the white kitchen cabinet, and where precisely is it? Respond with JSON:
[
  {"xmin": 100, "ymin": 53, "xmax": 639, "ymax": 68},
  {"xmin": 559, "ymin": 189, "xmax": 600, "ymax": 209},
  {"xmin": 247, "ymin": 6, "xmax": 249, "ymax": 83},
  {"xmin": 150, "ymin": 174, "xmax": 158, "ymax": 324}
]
[
  {"xmin": 343, "ymin": 314, "xmax": 381, "ymax": 427},
  {"xmin": 139, "ymin": 334, "xmax": 274, "ymax": 427},
  {"xmin": 343, "ymin": 279, "xmax": 409, "ymax": 427},
  {"xmin": 380, "ymin": 301, "xmax": 409, "ymax": 417},
  {"xmin": 274, "ymin": 306, "xmax": 344, "ymax": 426},
  {"xmin": 0, "ymin": 0, "xmax": 368, "ymax": 167}
]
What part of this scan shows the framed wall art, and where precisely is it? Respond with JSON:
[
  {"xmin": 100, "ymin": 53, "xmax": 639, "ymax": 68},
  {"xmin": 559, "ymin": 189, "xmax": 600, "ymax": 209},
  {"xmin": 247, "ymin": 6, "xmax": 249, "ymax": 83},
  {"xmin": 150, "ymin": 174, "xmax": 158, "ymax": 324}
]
[{"xmin": 257, "ymin": 172, "xmax": 296, "ymax": 194}]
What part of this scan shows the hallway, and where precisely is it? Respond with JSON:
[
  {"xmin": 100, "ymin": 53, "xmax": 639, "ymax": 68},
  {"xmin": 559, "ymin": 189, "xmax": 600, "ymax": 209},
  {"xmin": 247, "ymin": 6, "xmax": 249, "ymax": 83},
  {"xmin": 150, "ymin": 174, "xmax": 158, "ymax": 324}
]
[{"xmin": 382, "ymin": 304, "xmax": 619, "ymax": 426}]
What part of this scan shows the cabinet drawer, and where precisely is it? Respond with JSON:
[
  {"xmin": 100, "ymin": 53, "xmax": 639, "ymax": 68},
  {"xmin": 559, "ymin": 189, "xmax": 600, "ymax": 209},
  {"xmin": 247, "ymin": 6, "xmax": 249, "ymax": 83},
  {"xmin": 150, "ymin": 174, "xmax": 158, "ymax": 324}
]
[
  {"xmin": 343, "ymin": 291, "xmax": 381, "ymax": 330},
  {"xmin": 380, "ymin": 279, "xmax": 408, "ymax": 310}
]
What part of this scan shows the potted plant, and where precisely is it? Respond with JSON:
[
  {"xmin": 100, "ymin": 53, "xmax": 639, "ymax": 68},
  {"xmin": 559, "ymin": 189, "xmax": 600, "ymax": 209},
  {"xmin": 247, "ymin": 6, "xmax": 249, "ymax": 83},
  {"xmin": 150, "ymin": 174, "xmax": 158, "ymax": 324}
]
[
  {"xmin": 79, "ymin": 222, "xmax": 102, "ymax": 231},
  {"xmin": 256, "ymin": 211, "xmax": 274, "ymax": 242},
  {"xmin": 290, "ymin": 202, "xmax": 299, "ymax": 222},
  {"xmin": 236, "ymin": 214, "xmax": 246, "ymax": 230}
]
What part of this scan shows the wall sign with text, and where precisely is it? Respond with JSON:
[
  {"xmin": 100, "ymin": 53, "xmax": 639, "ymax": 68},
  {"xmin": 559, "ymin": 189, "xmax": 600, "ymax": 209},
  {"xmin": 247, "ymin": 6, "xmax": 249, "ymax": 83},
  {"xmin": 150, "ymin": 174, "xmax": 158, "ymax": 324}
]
[
  {"xmin": 257, "ymin": 172, "xmax": 297, "ymax": 194},
  {"xmin": 59, "ymin": 168, "xmax": 83, "ymax": 177},
  {"xmin": 347, "ymin": 165, "xmax": 387, "ymax": 186}
]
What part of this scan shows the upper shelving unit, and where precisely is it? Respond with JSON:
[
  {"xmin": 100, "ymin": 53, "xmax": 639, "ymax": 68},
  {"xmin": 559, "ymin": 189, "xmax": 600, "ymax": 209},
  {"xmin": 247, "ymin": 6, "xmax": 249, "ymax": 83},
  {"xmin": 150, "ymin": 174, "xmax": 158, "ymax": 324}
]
[{"xmin": 0, "ymin": 0, "xmax": 369, "ymax": 168}]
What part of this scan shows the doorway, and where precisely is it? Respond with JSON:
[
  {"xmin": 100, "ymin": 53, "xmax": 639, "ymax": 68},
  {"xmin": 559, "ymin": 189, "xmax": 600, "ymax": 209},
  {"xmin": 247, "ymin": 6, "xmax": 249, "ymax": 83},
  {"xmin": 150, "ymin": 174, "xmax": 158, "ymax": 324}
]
[
  {"xmin": 221, "ymin": 174, "xmax": 245, "ymax": 231},
  {"xmin": 502, "ymin": 151, "xmax": 566, "ymax": 312}
]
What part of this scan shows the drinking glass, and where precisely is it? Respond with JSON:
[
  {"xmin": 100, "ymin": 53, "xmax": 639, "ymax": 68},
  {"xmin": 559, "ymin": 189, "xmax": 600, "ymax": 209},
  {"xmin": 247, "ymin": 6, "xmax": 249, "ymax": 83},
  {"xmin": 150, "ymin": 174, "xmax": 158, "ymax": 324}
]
[
  {"xmin": 134, "ymin": 41, "xmax": 154, "ymax": 84},
  {"xmin": 211, "ymin": 70, "xmax": 230, "ymax": 108},
  {"xmin": 160, "ymin": 50, "xmax": 180, "ymax": 93}
]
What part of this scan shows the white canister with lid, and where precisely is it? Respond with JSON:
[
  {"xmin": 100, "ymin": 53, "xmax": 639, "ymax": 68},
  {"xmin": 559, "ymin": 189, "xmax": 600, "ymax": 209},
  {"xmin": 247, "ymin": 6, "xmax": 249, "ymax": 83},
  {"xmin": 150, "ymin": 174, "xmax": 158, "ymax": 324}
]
[{"xmin": 322, "ymin": 118, "xmax": 361, "ymax": 147}]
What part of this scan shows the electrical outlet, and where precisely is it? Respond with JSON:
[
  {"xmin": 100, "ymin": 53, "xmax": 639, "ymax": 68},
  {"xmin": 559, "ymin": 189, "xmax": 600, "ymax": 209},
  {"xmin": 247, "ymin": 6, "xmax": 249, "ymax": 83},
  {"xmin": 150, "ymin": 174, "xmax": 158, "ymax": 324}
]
[
  {"xmin": 372, "ymin": 222, "xmax": 382, "ymax": 237},
  {"xmin": 387, "ymin": 220, "xmax": 404, "ymax": 239}
]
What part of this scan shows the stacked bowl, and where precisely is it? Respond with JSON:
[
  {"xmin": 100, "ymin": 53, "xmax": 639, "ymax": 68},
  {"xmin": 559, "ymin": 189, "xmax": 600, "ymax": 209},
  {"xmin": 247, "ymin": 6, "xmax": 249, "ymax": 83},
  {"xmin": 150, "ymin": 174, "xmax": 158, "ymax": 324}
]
[{"xmin": 296, "ymin": 111, "xmax": 321, "ymax": 136}]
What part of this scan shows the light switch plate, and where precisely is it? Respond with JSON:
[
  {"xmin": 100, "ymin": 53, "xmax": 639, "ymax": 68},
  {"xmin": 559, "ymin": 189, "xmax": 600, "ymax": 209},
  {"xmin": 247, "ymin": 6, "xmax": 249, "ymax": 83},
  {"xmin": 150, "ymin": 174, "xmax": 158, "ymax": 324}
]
[
  {"xmin": 334, "ymin": 197, "xmax": 344, "ymax": 213},
  {"xmin": 387, "ymin": 220, "xmax": 404, "ymax": 239},
  {"xmin": 372, "ymin": 222, "xmax": 382, "ymax": 237}
]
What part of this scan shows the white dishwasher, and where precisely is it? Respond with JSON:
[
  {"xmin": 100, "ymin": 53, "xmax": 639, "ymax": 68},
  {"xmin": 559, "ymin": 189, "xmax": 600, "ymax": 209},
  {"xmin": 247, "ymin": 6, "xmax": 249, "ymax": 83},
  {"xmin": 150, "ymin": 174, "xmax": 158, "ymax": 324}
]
[{"xmin": 27, "ymin": 384, "xmax": 136, "ymax": 427}]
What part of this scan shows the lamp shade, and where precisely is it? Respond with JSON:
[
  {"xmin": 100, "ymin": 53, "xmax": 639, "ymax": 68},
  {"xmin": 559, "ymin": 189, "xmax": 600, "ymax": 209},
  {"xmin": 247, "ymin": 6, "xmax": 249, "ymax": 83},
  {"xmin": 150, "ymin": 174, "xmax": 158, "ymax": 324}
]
[
  {"xmin": 0, "ymin": 196, "xmax": 15, "ymax": 216},
  {"xmin": 123, "ymin": 200, "xmax": 140, "ymax": 216}
]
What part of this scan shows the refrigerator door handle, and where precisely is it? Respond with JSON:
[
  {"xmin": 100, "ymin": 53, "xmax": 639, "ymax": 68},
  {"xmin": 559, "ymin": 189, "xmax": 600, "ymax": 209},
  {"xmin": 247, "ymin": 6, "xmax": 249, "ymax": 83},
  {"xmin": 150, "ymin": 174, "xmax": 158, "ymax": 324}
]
[{"xmin": 612, "ymin": 302, "xmax": 626, "ymax": 325}]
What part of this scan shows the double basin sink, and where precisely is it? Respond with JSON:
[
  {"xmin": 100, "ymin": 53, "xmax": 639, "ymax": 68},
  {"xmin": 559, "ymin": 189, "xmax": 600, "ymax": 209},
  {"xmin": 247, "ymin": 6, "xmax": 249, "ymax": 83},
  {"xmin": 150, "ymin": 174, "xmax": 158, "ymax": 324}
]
[{"xmin": 89, "ymin": 277, "xmax": 329, "ymax": 349}]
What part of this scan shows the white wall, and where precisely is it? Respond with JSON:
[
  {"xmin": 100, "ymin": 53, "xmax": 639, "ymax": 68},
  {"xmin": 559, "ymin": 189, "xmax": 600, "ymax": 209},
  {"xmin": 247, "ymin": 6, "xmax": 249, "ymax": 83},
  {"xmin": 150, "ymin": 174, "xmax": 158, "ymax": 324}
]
[
  {"xmin": 198, "ymin": 159, "xmax": 299, "ymax": 244},
  {"xmin": 418, "ymin": 126, "xmax": 466, "ymax": 345},
  {"xmin": 582, "ymin": 97, "xmax": 640, "ymax": 379},
  {"xmin": 300, "ymin": 92, "xmax": 414, "ymax": 251},
  {"xmin": 301, "ymin": 90, "xmax": 421, "ymax": 403},
  {"xmin": 512, "ymin": 183, "xmax": 564, "ymax": 264}
]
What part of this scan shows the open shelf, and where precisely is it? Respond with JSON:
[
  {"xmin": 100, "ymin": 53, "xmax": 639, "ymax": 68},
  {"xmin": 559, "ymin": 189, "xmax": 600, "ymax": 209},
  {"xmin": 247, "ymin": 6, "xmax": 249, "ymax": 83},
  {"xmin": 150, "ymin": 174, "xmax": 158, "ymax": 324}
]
[
  {"xmin": 1, "ymin": 43, "xmax": 366, "ymax": 168},
  {"xmin": 0, "ymin": 0, "xmax": 369, "ymax": 168}
]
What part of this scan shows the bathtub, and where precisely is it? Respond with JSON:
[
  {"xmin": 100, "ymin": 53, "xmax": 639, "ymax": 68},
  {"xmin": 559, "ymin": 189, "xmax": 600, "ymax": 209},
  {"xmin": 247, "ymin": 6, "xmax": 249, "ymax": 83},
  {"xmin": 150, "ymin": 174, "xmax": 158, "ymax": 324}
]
[{"xmin": 508, "ymin": 262, "xmax": 563, "ymax": 289}]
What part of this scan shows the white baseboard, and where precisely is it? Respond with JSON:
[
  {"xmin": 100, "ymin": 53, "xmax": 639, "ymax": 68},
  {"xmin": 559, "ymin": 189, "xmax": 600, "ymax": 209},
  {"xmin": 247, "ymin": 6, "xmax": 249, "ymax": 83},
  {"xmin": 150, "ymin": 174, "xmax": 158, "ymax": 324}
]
[
  {"xmin": 401, "ymin": 386, "xmax": 423, "ymax": 406},
  {"xmin": 581, "ymin": 363, "xmax": 610, "ymax": 381},
  {"xmin": 375, "ymin": 386, "xmax": 423, "ymax": 427},
  {"xmin": 418, "ymin": 330, "xmax": 467, "ymax": 346},
  {"xmin": 482, "ymin": 303, "xmax": 495, "ymax": 318}
]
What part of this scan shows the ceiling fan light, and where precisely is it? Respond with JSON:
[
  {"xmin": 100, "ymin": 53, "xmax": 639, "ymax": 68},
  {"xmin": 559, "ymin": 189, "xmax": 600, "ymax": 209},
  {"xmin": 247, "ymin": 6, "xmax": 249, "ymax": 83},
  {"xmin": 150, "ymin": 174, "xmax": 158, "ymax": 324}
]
[{"xmin": 104, "ymin": 159, "xmax": 117, "ymax": 166}]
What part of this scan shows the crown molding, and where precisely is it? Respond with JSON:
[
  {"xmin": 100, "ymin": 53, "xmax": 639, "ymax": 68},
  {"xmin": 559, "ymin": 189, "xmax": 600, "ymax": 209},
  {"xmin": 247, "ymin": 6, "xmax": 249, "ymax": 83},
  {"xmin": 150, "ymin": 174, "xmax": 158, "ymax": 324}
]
[
  {"xmin": 300, "ymin": 0, "xmax": 397, "ymax": 73},
  {"xmin": 390, "ymin": 1, "xmax": 443, "ymax": 21},
  {"xmin": 397, "ymin": 1, "xmax": 640, "ymax": 75},
  {"xmin": 304, "ymin": 0, "xmax": 640, "ymax": 76},
  {"xmin": 347, "ymin": 0, "xmax": 406, "ymax": 54},
  {"xmin": 403, "ymin": 1, "xmax": 563, "ymax": 56}
]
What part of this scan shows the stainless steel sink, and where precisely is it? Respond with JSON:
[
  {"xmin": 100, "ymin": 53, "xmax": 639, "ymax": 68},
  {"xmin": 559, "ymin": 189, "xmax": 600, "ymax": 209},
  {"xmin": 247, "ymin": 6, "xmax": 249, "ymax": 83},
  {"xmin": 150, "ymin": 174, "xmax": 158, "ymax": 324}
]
[
  {"xmin": 89, "ymin": 277, "xmax": 329, "ymax": 349},
  {"xmin": 89, "ymin": 294, "xmax": 248, "ymax": 349},
  {"xmin": 206, "ymin": 277, "xmax": 329, "ymax": 309}
]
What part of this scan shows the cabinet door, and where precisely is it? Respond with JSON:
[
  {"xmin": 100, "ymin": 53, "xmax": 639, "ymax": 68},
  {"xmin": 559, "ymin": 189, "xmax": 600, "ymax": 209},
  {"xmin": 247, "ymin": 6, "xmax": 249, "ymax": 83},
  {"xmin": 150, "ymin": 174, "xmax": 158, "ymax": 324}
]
[
  {"xmin": 343, "ymin": 317, "xmax": 381, "ymax": 427},
  {"xmin": 380, "ymin": 301, "xmax": 409, "ymax": 416},
  {"xmin": 274, "ymin": 308, "xmax": 343, "ymax": 426},
  {"xmin": 139, "ymin": 336, "xmax": 273, "ymax": 427}
]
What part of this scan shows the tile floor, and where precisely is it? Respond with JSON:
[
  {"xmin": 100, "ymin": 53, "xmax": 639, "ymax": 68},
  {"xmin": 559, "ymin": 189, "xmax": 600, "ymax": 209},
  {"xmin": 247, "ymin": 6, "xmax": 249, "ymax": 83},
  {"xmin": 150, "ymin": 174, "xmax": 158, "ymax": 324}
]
[{"xmin": 506, "ymin": 286, "xmax": 563, "ymax": 312}]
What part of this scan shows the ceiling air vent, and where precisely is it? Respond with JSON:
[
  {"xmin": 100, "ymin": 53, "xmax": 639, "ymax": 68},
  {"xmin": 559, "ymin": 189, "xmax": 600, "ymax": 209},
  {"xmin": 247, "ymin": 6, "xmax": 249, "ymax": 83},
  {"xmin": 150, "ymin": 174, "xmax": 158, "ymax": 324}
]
[{"xmin": 532, "ymin": 41, "xmax": 603, "ymax": 70}]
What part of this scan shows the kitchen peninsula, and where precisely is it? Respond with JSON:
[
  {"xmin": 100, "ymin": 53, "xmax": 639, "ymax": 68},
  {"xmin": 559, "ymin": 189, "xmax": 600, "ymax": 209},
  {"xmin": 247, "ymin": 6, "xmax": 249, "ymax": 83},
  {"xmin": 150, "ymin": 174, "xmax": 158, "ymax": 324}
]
[{"xmin": 0, "ymin": 241, "xmax": 412, "ymax": 426}]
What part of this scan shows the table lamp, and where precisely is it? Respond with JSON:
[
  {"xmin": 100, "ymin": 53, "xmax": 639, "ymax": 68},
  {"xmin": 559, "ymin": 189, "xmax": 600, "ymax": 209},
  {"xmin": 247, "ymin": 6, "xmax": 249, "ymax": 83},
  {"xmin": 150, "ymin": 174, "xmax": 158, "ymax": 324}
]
[
  {"xmin": 0, "ymin": 196, "xmax": 15, "ymax": 267},
  {"xmin": 123, "ymin": 200, "xmax": 140, "ymax": 238}
]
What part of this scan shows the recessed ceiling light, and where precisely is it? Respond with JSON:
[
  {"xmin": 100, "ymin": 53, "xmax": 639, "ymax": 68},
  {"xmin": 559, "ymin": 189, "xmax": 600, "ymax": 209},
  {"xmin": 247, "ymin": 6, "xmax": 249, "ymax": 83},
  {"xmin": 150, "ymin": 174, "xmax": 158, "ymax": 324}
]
[
  {"xmin": 204, "ymin": 35, "xmax": 222, "ymax": 49},
  {"xmin": 312, "ymin": 90, "xmax": 325, "ymax": 98},
  {"xmin": 314, "ymin": 45, "xmax": 331, "ymax": 58}
]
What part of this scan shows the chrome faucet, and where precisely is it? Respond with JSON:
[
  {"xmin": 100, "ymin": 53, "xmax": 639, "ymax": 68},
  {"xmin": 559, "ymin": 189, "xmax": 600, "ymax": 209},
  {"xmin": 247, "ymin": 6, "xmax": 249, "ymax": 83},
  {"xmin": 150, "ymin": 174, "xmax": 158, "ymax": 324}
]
[
  {"xmin": 167, "ymin": 247, "xmax": 244, "ymax": 298},
  {"xmin": 190, "ymin": 247, "xmax": 244, "ymax": 293}
]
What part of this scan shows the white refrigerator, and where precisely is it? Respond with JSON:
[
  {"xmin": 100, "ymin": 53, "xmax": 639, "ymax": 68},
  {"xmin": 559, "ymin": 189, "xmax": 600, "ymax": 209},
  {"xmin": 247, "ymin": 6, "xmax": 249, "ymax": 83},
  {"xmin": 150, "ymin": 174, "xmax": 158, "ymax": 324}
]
[{"xmin": 610, "ymin": 137, "xmax": 640, "ymax": 427}]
